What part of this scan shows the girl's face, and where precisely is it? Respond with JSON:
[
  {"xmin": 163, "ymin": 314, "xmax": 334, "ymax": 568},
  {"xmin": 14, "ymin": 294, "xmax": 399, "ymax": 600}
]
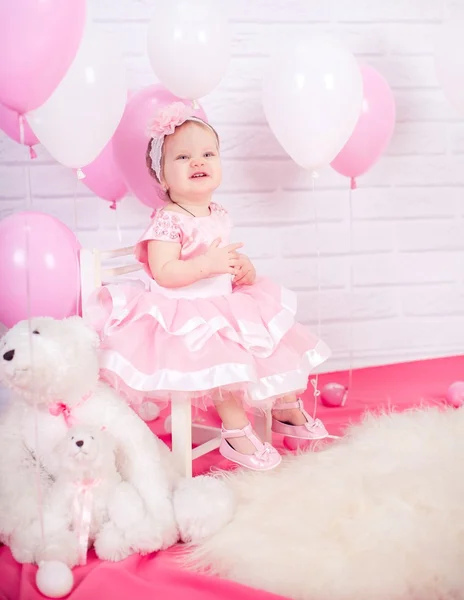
[{"xmin": 160, "ymin": 121, "xmax": 222, "ymax": 203}]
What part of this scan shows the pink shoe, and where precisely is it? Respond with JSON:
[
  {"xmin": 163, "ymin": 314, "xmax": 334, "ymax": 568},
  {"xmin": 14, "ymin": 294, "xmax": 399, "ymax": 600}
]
[
  {"xmin": 271, "ymin": 398, "xmax": 329, "ymax": 440},
  {"xmin": 219, "ymin": 423, "xmax": 282, "ymax": 471}
]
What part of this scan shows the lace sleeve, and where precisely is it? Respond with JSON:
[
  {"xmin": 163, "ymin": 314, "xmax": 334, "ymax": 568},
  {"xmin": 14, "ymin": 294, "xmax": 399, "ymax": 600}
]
[
  {"xmin": 210, "ymin": 202, "xmax": 228, "ymax": 217},
  {"xmin": 135, "ymin": 210, "xmax": 182, "ymax": 268},
  {"xmin": 150, "ymin": 211, "xmax": 182, "ymax": 242}
]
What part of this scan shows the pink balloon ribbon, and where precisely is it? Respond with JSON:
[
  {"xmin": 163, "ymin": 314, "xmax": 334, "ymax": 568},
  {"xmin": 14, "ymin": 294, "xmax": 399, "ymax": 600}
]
[{"xmin": 0, "ymin": 103, "xmax": 38, "ymax": 156}]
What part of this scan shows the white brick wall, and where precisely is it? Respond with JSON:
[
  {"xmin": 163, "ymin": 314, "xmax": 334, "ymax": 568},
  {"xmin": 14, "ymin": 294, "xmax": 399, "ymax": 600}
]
[{"xmin": 1, "ymin": 0, "xmax": 464, "ymax": 374}]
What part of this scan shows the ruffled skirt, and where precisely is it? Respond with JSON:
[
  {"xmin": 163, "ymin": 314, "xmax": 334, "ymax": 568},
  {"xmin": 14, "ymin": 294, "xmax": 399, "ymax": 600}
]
[{"xmin": 85, "ymin": 278, "xmax": 331, "ymax": 410}]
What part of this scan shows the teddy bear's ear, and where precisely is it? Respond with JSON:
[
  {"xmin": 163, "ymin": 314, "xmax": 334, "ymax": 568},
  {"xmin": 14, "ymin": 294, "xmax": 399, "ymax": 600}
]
[{"xmin": 64, "ymin": 316, "xmax": 100, "ymax": 349}]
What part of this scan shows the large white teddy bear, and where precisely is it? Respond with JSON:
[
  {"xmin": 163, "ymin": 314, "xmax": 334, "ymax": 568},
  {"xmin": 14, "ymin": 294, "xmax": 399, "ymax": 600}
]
[{"xmin": 0, "ymin": 316, "xmax": 234, "ymax": 565}]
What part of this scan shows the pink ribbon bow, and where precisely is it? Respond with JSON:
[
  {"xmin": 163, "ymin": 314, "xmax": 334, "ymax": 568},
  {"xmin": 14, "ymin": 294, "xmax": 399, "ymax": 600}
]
[
  {"xmin": 48, "ymin": 402, "xmax": 75, "ymax": 428},
  {"xmin": 48, "ymin": 391, "xmax": 92, "ymax": 428}
]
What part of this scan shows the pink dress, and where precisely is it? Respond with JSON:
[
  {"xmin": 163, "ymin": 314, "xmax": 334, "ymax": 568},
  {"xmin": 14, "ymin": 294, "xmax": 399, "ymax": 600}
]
[{"xmin": 86, "ymin": 202, "xmax": 331, "ymax": 410}]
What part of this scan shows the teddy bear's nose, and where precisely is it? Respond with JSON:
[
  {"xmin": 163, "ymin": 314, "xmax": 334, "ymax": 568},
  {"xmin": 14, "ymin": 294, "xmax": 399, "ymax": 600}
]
[
  {"xmin": 2, "ymin": 350, "xmax": 14, "ymax": 361},
  {"xmin": 75, "ymin": 440, "xmax": 84, "ymax": 448}
]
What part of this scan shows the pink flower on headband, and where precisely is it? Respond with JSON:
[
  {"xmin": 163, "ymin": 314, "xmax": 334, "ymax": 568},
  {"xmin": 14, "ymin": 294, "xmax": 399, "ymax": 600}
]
[{"xmin": 148, "ymin": 102, "xmax": 193, "ymax": 138}]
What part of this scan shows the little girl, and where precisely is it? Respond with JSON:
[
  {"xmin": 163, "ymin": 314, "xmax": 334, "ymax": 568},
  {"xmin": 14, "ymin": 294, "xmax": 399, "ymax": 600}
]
[{"xmin": 87, "ymin": 102, "xmax": 331, "ymax": 471}]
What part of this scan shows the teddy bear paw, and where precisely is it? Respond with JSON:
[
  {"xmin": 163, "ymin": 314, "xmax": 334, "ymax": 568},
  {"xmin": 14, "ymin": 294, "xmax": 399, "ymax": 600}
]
[{"xmin": 94, "ymin": 522, "xmax": 132, "ymax": 562}]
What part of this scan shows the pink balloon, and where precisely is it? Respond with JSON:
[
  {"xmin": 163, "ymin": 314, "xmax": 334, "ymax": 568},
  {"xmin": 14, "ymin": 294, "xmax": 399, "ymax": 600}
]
[
  {"xmin": 320, "ymin": 382, "xmax": 348, "ymax": 407},
  {"xmin": 0, "ymin": 212, "xmax": 81, "ymax": 328},
  {"xmin": 0, "ymin": 0, "xmax": 86, "ymax": 114},
  {"xmin": 445, "ymin": 381, "xmax": 464, "ymax": 409},
  {"xmin": 330, "ymin": 64, "xmax": 396, "ymax": 189},
  {"xmin": 113, "ymin": 84, "xmax": 207, "ymax": 210},
  {"xmin": 80, "ymin": 138, "xmax": 128, "ymax": 208},
  {"xmin": 0, "ymin": 103, "xmax": 39, "ymax": 155}
]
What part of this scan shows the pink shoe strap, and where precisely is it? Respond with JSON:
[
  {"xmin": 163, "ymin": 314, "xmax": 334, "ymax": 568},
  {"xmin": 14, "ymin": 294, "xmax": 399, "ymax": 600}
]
[
  {"xmin": 221, "ymin": 422, "xmax": 265, "ymax": 452},
  {"xmin": 273, "ymin": 398, "xmax": 317, "ymax": 424},
  {"xmin": 273, "ymin": 398, "xmax": 304, "ymax": 411}
]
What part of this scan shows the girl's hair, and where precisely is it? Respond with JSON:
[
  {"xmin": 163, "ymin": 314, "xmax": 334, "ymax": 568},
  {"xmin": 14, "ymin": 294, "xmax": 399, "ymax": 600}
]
[
  {"xmin": 145, "ymin": 119, "xmax": 220, "ymax": 184},
  {"xmin": 145, "ymin": 140, "xmax": 160, "ymax": 183}
]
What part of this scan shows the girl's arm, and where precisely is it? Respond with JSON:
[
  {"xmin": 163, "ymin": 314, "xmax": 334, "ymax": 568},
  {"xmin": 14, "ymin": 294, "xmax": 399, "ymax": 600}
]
[{"xmin": 148, "ymin": 239, "xmax": 243, "ymax": 289}]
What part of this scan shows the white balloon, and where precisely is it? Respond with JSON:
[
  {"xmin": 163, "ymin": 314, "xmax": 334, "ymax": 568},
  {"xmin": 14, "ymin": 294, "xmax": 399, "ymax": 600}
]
[
  {"xmin": 263, "ymin": 33, "xmax": 363, "ymax": 172},
  {"xmin": 147, "ymin": 0, "xmax": 231, "ymax": 100},
  {"xmin": 434, "ymin": 20, "xmax": 464, "ymax": 115},
  {"xmin": 27, "ymin": 23, "xmax": 127, "ymax": 169}
]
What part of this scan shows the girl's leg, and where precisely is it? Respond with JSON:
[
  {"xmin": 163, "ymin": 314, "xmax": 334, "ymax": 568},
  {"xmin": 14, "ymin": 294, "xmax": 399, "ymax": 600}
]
[
  {"xmin": 271, "ymin": 393, "xmax": 328, "ymax": 440},
  {"xmin": 271, "ymin": 393, "xmax": 307, "ymax": 425},
  {"xmin": 214, "ymin": 393, "xmax": 261, "ymax": 455}
]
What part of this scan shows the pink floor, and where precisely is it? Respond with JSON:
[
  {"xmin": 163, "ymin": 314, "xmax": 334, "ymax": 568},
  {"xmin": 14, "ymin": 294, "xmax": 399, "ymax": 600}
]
[{"xmin": 1, "ymin": 355, "xmax": 463, "ymax": 600}]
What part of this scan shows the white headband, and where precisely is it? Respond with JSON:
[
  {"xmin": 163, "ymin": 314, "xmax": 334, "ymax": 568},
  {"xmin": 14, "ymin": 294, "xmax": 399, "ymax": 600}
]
[{"xmin": 148, "ymin": 102, "xmax": 214, "ymax": 181}]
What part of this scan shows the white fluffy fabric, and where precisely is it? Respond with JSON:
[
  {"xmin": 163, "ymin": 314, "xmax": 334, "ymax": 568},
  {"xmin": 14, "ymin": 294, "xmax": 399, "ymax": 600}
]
[
  {"xmin": 187, "ymin": 407, "xmax": 464, "ymax": 600},
  {"xmin": 173, "ymin": 475, "xmax": 236, "ymax": 544}
]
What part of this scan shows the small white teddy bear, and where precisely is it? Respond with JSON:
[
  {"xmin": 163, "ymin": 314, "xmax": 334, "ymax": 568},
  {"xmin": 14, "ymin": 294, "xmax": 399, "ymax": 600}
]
[{"xmin": 17, "ymin": 425, "xmax": 165, "ymax": 567}]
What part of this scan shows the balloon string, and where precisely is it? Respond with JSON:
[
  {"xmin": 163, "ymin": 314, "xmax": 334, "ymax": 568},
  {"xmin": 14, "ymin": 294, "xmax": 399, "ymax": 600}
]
[
  {"xmin": 73, "ymin": 177, "xmax": 79, "ymax": 239},
  {"xmin": 311, "ymin": 172, "xmax": 321, "ymax": 421},
  {"xmin": 25, "ymin": 155, "xmax": 32, "ymax": 209},
  {"xmin": 348, "ymin": 186, "xmax": 354, "ymax": 393},
  {"xmin": 24, "ymin": 212, "xmax": 45, "ymax": 545},
  {"xmin": 312, "ymin": 174, "xmax": 321, "ymax": 341},
  {"xmin": 73, "ymin": 177, "xmax": 81, "ymax": 317},
  {"xmin": 114, "ymin": 203, "xmax": 122, "ymax": 244}
]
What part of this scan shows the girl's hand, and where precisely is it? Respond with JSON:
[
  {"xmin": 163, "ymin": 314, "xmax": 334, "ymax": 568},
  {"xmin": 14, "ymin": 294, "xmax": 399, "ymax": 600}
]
[
  {"xmin": 233, "ymin": 254, "xmax": 256, "ymax": 286},
  {"xmin": 205, "ymin": 239, "xmax": 243, "ymax": 276}
]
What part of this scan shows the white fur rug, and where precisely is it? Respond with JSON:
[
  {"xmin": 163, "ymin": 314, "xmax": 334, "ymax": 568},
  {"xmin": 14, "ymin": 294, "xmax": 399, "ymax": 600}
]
[{"xmin": 187, "ymin": 407, "xmax": 464, "ymax": 600}]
